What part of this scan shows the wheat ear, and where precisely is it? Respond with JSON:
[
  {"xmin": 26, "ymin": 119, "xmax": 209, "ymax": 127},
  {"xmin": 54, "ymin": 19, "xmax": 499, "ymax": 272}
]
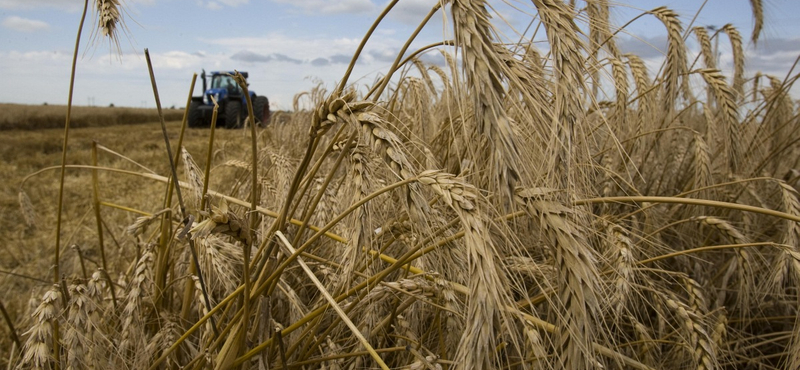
[
  {"xmin": 698, "ymin": 68, "xmax": 741, "ymax": 173},
  {"xmin": 651, "ymin": 7, "xmax": 687, "ymax": 114},
  {"xmin": 19, "ymin": 285, "xmax": 61, "ymax": 370},
  {"xmin": 532, "ymin": 0, "xmax": 587, "ymax": 190},
  {"xmin": 749, "ymin": 0, "xmax": 764, "ymax": 44},
  {"xmin": 515, "ymin": 188, "xmax": 602, "ymax": 369},
  {"xmin": 418, "ymin": 170, "xmax": 518, "ymax": 369},
  {"xmin": 664, "ymin": 296, "xmax": 717, "ymax": 370},
  {"xmin": 722, "ymin": 24, "xmax": 745, "ymax": 97},
  {"xmin": 693, "ymin": 27, "xmax": 716, "ymax": 70},
  {"xmin": 451, "ymin": 0, "xmax": 521, "ymax": 199},
  {"xmin": 181, "ymin": 147, "xmax": 204, "ymax": 209}
]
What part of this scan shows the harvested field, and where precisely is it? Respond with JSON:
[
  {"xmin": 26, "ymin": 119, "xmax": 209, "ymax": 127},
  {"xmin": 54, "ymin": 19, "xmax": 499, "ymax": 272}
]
[{"xmin": 0, "ymin": 103, "xmax": 184, "ymax": 130}]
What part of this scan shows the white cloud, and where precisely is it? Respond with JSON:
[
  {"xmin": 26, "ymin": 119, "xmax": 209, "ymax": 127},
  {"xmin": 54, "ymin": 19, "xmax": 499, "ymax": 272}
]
[
  {"xmin": 0, "ymin": 0, "xmax": 80, "ymax": 11},
  {"xmin": 203, "ymin": 33, "xmax": 366, "ymax": 61},
  {"xmin": 199, "ymin": 0, "xmax": 248, "ymax": 9},
  {"xmin": 2, "ymin": 16, "xmax": 49, "ymax": 32},
  {"xmin": 386, "ymin": 0, "xmax": 439, "ymax": 25},
  {"xmin": 271, "ymin": 0, "xmax": 374, "ymax": 15}
]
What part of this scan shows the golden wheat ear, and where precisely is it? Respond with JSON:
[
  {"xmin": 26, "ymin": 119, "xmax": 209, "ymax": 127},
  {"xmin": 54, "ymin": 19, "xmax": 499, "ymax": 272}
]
[{"xmin": 91, "ymin": 0, "xmax": 130, "ymax": 53}]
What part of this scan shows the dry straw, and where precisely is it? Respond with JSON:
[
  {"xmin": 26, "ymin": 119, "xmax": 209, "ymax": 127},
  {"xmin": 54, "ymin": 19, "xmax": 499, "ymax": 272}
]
[{"xmin": 8, "ymin": 0, "xmax": 800, "ymax": 369}]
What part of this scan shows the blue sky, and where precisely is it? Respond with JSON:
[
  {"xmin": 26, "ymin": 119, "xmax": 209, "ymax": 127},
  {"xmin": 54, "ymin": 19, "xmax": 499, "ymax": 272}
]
[{"xmin": 1, "ymin": 0, "xmax": 799, "ymax": 110}]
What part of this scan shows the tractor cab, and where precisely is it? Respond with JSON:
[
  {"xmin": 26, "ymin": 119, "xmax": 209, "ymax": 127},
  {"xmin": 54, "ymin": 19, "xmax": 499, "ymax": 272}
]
[
  {"xmin": 202, "ymin": 71, "xmax": 245, "ymax": 105},
  {"xmin": 210, "ymin": 73, "xmax": 239, "ymax": 90},
  {"xmin": 188, "ymin": 70, "xmax": 269, "ymax": 129}
]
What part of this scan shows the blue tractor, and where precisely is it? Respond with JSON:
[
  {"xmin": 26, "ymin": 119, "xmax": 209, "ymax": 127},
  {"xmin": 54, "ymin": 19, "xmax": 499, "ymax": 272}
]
[{"xmin": 188, "ymin": 70, "xmax": 270, "ymax": 128}]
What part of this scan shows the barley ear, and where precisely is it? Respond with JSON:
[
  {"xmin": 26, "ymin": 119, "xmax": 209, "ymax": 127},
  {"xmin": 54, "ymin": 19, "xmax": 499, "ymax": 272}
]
[
  {"xmin": 722, "ymin": 24, "xmax": 745, "ymax": 97},
  {"xmin": 181, "ymin": 147, "xmax": 204, "ymax": 209},
  {"xmin": 749, "ymin": 0, "xmax": 764, "ymax": 44},
  {"xmin": 93, "ymin": 0, "xmax": 127, "ymax": 52},
  {"xmin": 698, "ymin": 68, "xmax": 741, "ymax": 173},
  {"xmin": 651, "ymin": 7, "xmax": 688, "ymax": 113},
  {"xmin": 18, "ymin": 190, "xmax": 38, "ymax": 230},
  {"xmin": 693, "ymin": 27, "xmax": 716, "ymax": 70},
  {"xmin": 19, "ymin": 286, "xmax": 61, "ymax": 370}
]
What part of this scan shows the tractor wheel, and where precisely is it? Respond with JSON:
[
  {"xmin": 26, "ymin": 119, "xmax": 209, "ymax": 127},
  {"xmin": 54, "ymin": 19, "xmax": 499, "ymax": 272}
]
[
  {"xmin": 253, "ymin": 96, "xmax": 270, "ymax": 126},
  {"xmin": 188, "ymin": 101, "xmax": 205, "ymax": 128},
  {"xmin": 224, "ymin": 100, "xmax": 242, "ymax": 129}
]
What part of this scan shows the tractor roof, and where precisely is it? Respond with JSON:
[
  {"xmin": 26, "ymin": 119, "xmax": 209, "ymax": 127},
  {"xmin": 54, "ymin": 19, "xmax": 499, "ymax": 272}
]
[{"xmin": 210, "ymin": 71, "xmax": 249, "ymax": 79}]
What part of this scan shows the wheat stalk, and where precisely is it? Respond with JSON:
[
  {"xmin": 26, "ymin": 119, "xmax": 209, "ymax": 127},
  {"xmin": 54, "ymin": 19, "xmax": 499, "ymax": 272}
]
[
  {"xmin": 119, "ymin": 243, "xmax": 155, "ymax": 355},
  {"xmin": 768, "ymin": 181, "xmax": 800, "ymax": 292},
  {"xmin": 651, "ymin": 7, "xmax": 687, "ymax": 114},
  {"xmin": 532, "ymin": 0, "xmax": 588, "ymax": 190},
  {"xmin": 181, "ymin": 147, "xmax": 204, "ymax": 209},
  {"xmin": 418, "ymin": 170, "xmax": 518, "ymax": 368},
  {"xmin": 515, "ymin": 187, "xmax": 602, "ymax": 369},
  {"xmin": 18, "ymin": 191, "xmax": 38, "ymax": 230},
  {"xmin": 605, "ymin": 221, "xmax": 635, "ymax": 314},
  {"xmin": 690, "ymin": 132, "xmax": 712, "ymax": 194},
  {"xmin": 698, "ymin": 68, "xmax": 741, "ymax": 173},
  {"xmin": 451, "ymin": 0, "xmax": 521, "ymax": 200},
  {"xmin": 336, "ymin": 147, "xmax": 374, "ymax": 293},
  {"xmin": 693, "ymin": 27, "xmax": 716, "ymax": 70},
  {"xmin": 626, "ymin": 52, "xmax": 653, "ymax": 119},
  {"xmin": 664, "ymin": 296, "xmax": 717, "ymax": 370},
  {"xmin": 749, "ymin": 0, "xmax": 764, "ymax": 43},
  {"xmin": 631, "ymin": 316, "xmax": 660, "ymax": 367},
  {"xmin": 722, "ymin": 24, "xmax": 745, "ymax": 97},
  {"xmin": 690, "ymin": 215, "xmax": 754, "ymax": 309},
  {"xmin": 19, "ymin": 285, "xmax": 60, "ymax": 370}
]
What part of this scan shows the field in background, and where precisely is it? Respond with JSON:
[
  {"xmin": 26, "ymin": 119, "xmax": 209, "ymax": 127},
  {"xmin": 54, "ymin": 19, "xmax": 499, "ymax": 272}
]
[
  {"xmin": 0, "ymin": 103, "xmax": 184, "ymax": 130},
  {"xmin": 0, "ymin": 117, "xmax": 253, "ymax": 257}
]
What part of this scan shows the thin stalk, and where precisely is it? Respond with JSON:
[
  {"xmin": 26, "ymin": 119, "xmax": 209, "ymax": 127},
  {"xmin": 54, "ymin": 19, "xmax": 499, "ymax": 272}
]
[
  {"xmin": 280, "ymin": 123, "xmax": 349, "ymax": 253},
  {"xmin": 274, "ymin": 329, "xmax": 287, "ymax": 369},
  {"xmin": 70, "ymin": 245, "xmax": 88, "ymax": 279},
  {"xmin": 53, "ymin": 1, "xmax": 90, "ymax": 366},
  {"xmin": 369, "ymin": 2, "xmax": 442, "ymax": 100},
  {"xmin": 145, "ymin": 48, "xmax": 180, "ymax": 309},
  {"xmin": 145, "ymin": 49, "xmax": 217, "ymax": 335},
  {"xmin": 577, "ymin": 195, "xmax": 800, "ymax": 222},
  {"xmin": 235, "ymin": 71, "xmax": 258, "ymax": 360},
  {"xmin": 290, "ymin": 129, "xmax": 357, "ymax": 250},
  {"xmin": 90, "ymin": 142, "xmax": 109, "ymax": 279},
  {"xmin": 637, "ymin": 242, "xmax": 782, "ymax": 265},
  {"xmin": 269, "ymin": 232, "xmax": 390, "ymax": 370},
  {"xmin": 0, "ymin": 299, "xmax": 21, "ymax": 349},
  {"xmin": 201, "ymin": 93, "xmax": 219, "ymax": 212},
  {"xmin": 148, "ymin": 285, "xmax": 246, "ymax": 370},
  {"xmin": 0, "ymin": 270, "xmax": 49, "ymax": 284},
  {"xmin": 336, "ymin": 0, "xmax": 400, "ymax": 94},
  {"xmin": 180, "ymin": 74, "xmax": 203, "ymax": 326},
  {"xmin": 98, "ymin": 268, "xmax": 117, "ymax": 309},
  {"xmin": 366, "ymin": 40, "xmax": 455, "ymax": 100}
]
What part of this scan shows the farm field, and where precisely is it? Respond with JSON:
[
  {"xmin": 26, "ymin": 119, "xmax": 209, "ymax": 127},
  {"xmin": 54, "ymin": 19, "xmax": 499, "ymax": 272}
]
[
  {"xmin": 0, "ymin": 119, "xmax": 254, "ymax": 310},
  {"xmin": 3, "ymin": 1, "xmax": 800, "ymax": 369},
  {"xmin": 0, "ymin": 103, "xmax": 184, "ymax": 130}
]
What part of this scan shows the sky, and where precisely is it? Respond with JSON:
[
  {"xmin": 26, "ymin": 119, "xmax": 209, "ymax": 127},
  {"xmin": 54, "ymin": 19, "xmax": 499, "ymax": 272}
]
[{"xmin": 1, "ymin": 0, "xmax": 799, "ymax": 110}]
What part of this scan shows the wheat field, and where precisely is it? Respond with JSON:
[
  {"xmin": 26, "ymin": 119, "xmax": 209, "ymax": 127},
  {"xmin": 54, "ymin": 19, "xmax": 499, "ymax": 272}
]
[{"xmin": 3, "ymin": 0, "xmax": 800, "ymax": 369}]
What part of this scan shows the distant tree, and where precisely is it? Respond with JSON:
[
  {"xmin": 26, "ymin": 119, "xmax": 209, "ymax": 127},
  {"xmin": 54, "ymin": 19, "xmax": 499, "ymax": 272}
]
[
  {"xmin": 109, "ymin": 103, "xmax": 115, "ymax": 108},
  {"xmin": 43, "ymin": 102, "xmax": 48, "ymax": 106}
]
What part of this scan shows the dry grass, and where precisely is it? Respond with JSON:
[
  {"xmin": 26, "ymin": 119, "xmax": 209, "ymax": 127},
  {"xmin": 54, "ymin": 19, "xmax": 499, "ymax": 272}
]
[{"xmin": 3, "ymin": 1, "xmax": 800, "ymax": 369}]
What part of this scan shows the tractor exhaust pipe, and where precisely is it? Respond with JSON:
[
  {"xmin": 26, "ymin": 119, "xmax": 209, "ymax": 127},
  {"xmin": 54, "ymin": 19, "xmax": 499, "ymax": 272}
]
[{"xmin": 201, "ymin": 69, "xmax": 207, "ymax": 98}]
